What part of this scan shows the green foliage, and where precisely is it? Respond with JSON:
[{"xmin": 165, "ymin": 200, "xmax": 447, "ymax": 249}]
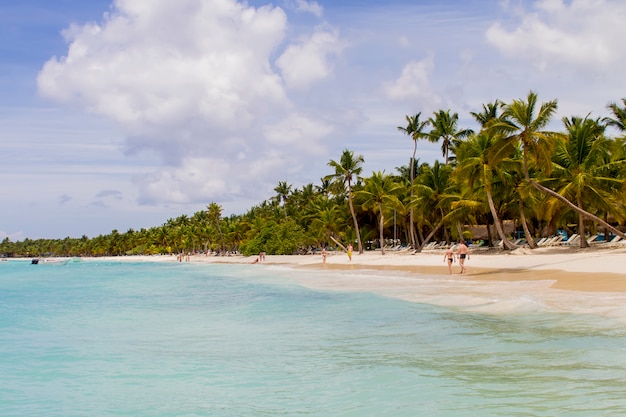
[
  {"xmin": 239, "ymin": 219, "xmax": 306, "ymax": 256},
  {"xmin": 3, "ymin": 94, "xmax": 626, "ymax": 257}
]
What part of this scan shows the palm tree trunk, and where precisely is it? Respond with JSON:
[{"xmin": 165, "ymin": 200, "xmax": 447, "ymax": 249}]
[
  {"xmin": 487, "ymin": 189, "xmax": 517, "ymax": 250},
  {"xmin": 456, "ymin": 221, "xmax": 464, "ymax": 243},
  {"xmin": 413, "ymin": 225, "xmax": 425, "ymax": 252},
  {"xmin": 441, "ymin": 208, "xmax": 449, "ymax": 243},
  {"xmin": 578, "ymin": 211, "xmax": 589, "ymax": 248},
  {"xmin": 416, "ymin": 218, "xmax": 446, "ymax": 253},
  {"xmin": 217, "ymin": 224, "xmax": 225, "ymax": 252},
  {"xmin": 330, "ymin": 235, "xmax": 347, "ymax": 252},
  {"xmin": 379, "ymin": 207, "xmax": 385, "ymax": 255},
  {"xmin": 577, "ymin": 195, "xmax": 589, "ymax": 249},
  {"xmin": 409, "ymin": 147, "xmax": 417, "ymax": 249},
  {"xmin": 518, "ymin": 197, "xmax": 536, "ymax": 248},
  {"xmin": 347, "ymin": 183, "xmax": 364, "ymax": 254},
  {"xmin": 529, "ymin": 180, "xmax": 626, "ymax": 240}
]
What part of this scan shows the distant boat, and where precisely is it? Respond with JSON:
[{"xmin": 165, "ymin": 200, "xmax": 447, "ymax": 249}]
[{"xmin": 31, "ymin": 258, "xmax": 70, "ymax": 266}]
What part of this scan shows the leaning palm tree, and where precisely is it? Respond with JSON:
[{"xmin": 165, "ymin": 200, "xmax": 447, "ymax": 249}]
[
  {"xmin": 472, "ymin": 101, "xmax": 538, "ymax": 248},
  {"xmin": 397, "ymin": 112, "xmax": 430, "ymax": 248},
  {"xmin": 326, "ymin": 149, "xmax": 365, "ymax": 254},
  {"xmin": 488, "ymin": 91, "xmax": 626, "ymax": 240},
  {"xmin": 356, "ymin": 171, "xmax": 403, "ymax": 255},
  {"xmin": 548, "ymin": 116, "xmax": 624, "ymax": 247},
  {"xmin": 455, "ymin": 133, "xmax": 519, "ymax": 250},
  {"xmin": 428, "ymin": 109, "xmax": 473, "ymax": 164}
]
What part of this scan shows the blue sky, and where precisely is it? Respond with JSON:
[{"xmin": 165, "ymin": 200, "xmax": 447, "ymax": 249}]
[{"xmin": 2, "ymin": 0, "xmax": 626, "ymax": 240}]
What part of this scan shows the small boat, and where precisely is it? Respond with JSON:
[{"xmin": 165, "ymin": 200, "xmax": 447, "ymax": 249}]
[{"xmin": 32, "ymin": 258, "xmax": 70, "ymax": 266}]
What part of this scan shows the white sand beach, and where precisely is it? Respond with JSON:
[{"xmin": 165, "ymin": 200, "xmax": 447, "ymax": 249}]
[{"xmin": 94, "ymin": 244, "xmax": 626, "ymax": 293}]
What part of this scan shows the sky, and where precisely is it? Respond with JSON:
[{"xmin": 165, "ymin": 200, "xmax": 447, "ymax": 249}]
[{"xmin": 1, "ymin": 0, "xmax": 626, "ymax": 240}]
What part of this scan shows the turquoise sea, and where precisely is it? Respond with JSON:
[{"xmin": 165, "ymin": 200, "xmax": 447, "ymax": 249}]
[{"xmin": 2, "ymin": 259, "xmax": 626, "ymax": 416}]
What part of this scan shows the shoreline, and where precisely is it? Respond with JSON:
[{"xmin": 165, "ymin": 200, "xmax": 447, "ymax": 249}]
[{"xmin": 84, "ymin": 244, "xmax": 626, "ymax": 293}]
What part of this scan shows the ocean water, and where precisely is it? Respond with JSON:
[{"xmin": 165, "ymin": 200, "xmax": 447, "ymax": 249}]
[{"xmin": 2, "ymin": 260, "xmax": 626, "ymax": 416}]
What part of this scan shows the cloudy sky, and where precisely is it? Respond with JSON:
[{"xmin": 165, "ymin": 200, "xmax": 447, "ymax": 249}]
[{"xmin": 2, "ymin": 0, "xmax": 625, "ymax": 240}]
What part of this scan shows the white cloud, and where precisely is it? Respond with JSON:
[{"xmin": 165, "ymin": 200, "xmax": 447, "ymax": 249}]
[
  {"xmin": 134, "ymin": 156, "xmax": 236, "ymax": 205},
  {"xmin": 382, "ymin": 55, "xmax": 442, "ymax": 108},
  {"xmin": 36, "ymin": 0, "xmax": 338, "ymax": 208},
  {"xmin": 38, "ymin": 0, "xmax": 289, "ymax": 132},
  {"xmin": 264, "ymin": 112, "xmax": 333, "ymax": 152},
  {"xmin": 486, "ymin": 0, "xmax": 626, "ymax": 72},
  {"xmin": 276, "ymin": 27, "xmax": 344, "ymax": 90}
]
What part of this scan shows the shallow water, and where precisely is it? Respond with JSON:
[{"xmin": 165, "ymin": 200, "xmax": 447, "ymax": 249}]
[{"xmin": 2, "ymin": 260, "xmax": 626, "ymax": 416}]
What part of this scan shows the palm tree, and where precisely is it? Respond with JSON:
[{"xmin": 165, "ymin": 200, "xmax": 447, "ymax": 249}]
[
  {"xmin": 455, "ymin": 133, "xmax": 519, "ymax": 250},
  {"xmin": 489, "ymin": 91, "xmax": 626, "ymax": 240},
  {"xmin": 471, "ymin": 99, "xmax": 538, "ymax": 248},
  {"xmin": 603, "ymin": 98, "xmax": 626, "ymax": 133},
  {"xmin": 207, "ymin": 202, "xmax": 225, "ymax": 252},
  {"xmin": 309, "ymin": 197, "xmax": 344, "ymax": 248},
  {"xmin": 397, "ymin": 112, "xmax": 430, "ymax": 248},
  {"xmin": 356, "ymin": 171, "xmax": 403, "ymax": 255},
  {"xmin": 428, "ymin": 109, "xmax": 473, "ymax": 164},
  {"xmin": 274, "ymin": 181, "xmax": 292, "ymax": 219},
  {"xmin": 411, "ymin": 161, "xmax": 455, "ymax": 251},
  {"xmin": 326, "ymin": 149, "xmax": 365, "ymax": 254},
  {"xmin": 548, "ymin": 116, "xmax": 623, "ymax": 247},
  {"xmin": 470, "ymin": 100, "xmax": 503, "ymax": 128}
]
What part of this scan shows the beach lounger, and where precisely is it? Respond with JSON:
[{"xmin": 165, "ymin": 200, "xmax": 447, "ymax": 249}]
[
  {"xmin": 545, "ymin": 236, "xmax": 564, "ymax": 246},
  {"xmin": 561, "ymin": 234, "xmax": 580, "ymax": 246}
]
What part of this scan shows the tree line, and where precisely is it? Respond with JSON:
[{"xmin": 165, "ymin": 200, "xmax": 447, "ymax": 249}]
[{"xmin": 2, "ymin": 92, "xmax": 625, "ymax": 258}]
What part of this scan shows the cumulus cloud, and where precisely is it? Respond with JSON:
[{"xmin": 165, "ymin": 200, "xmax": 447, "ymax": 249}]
[
  {"xmin": 276, "ymin": 27, "xmax": 344, "ymax": 90},
  {"xmin": 486, "ymin": 0, "xmax": 626, "ymax": 72},
  {"xmin": 38, "ymin": 0, "xmax": 289, "ymax": 132},
  {"xmin": 37, "ymin": 0, "xmax": 341, "ymax": 207},
  {"xmin": 382, "ymin": 55, "xmax": 442, "ymax": 107}
]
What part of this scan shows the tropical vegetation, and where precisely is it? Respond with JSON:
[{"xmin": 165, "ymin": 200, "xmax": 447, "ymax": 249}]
[{"xmin": 3, "ymin": 92, "xmax": 626, "ymax": 258}]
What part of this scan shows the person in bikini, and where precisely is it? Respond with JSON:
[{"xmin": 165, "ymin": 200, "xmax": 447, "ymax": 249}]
[
  {"xmin": 443, "ymin": 245, "xmax": 455, "ymax": 275},
  {"xmin": 457, "ymin": 241, "xmax": 470, "ymax": 274}
]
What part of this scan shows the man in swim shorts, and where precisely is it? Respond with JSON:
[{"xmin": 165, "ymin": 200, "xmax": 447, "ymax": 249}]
[{"xmin": 457, "ymin": 241, "xmax": 469, "ymax": 274}]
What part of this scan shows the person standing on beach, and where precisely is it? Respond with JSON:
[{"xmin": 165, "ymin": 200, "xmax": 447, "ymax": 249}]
[
  {"xmin": 443, "ymin": 245, "xmax": 455, "ymax": 275},
  {"xmin": 321, "ymin": 248, "xmax": 327, "ymax": 264},
  {"xmin": 347, "ymin": 244, "xmax": 353, "ymax": 261},
  {"xmin": 457, "ymin": 241, "xmax": 469, "ymax": 274}
]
